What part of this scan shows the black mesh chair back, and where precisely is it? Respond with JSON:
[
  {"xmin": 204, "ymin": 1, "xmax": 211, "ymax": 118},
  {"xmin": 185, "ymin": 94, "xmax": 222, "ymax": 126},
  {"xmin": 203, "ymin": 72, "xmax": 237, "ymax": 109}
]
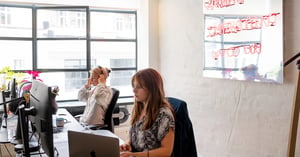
[
  {"xmin": 103, "ymin": 88, "xmax": 120, "ymax": 133},
  {"xmin": 78, "ymin": 88, "xmax": 120, "ymax": 132}
]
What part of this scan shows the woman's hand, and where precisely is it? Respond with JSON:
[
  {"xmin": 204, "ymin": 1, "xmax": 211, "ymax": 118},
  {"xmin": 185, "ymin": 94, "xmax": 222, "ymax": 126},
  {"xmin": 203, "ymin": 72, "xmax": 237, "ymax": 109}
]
[
  {"xmin": 120, "ymin": 143, "xmax": 133, "ymax": 157},
  {"xmin": 120, "ymin": 151, "xmax": 134, "ymax": 157},
  {"xmin": 120, "ymin": 143, "xmax": 132, "ymax": 152},
  {"xmin": 85, "ymin": 78, "xmax": 92, "ymax": 89}
]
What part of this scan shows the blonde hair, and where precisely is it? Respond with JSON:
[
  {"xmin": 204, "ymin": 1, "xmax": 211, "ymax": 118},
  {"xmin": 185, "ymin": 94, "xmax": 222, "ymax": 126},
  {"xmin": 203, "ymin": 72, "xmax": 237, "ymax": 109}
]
[{"xmin": 91, "ymin": 66, "xmax": 111, "ymax": 79}]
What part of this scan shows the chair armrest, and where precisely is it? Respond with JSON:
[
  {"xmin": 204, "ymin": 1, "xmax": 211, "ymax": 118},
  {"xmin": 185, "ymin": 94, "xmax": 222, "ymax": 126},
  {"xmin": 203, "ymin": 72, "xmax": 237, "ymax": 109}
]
[{"xmin": 85, "ymin": 124, "xmax": 108, "ymax": 130}]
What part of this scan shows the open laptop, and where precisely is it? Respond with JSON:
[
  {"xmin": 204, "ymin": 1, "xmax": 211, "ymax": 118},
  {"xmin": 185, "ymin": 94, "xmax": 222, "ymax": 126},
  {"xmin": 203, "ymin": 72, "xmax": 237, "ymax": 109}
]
[{"xmin": 68, "ymin": 130, "xmax": 120, "ymax": 157}]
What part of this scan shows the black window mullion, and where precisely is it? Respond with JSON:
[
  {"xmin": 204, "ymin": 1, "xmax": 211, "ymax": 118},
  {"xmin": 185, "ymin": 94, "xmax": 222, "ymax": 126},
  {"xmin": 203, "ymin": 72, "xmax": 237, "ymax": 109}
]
[
  {"xmin": 32, "ymin": 7, "xmax": 37, "ymax": 71},
  {"xmin": 86, "ymin": 7, "xmax": 91, "ymax": 73},
  {"xmin": 135, "ymin": 11, "xmax": 138, "ymax": 72}
]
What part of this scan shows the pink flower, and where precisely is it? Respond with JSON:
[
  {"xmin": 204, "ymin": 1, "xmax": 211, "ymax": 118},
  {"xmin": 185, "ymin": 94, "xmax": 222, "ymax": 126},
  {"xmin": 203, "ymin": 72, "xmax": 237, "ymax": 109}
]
[
  {"xmin": 20, "ymin": 70, "xmax": 42, "ymax": 92},
  {"xmin": 21, "ymin": 70, "xmax": 43, "ymax": 83},
  {"xmin": 25, "ymin": 70, "xmax": 41, "ymax": 78}
]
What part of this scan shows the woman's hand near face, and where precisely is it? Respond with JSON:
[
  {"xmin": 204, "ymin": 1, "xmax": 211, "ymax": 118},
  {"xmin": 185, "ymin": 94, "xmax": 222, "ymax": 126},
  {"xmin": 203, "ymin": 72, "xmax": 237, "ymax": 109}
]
[{"xmin": 85, "ymin": 78, "xmax": 92, "ymax": 89}]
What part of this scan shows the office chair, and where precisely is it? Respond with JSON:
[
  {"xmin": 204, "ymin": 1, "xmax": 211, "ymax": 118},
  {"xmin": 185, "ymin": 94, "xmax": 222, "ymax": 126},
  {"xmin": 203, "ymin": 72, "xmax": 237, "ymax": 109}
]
[
  {"xmin": 86, "ymin": 88, "xmax": 120, "ymax": 133},
  {"xmin": 167, "ymin": 97, "xmax": 197, "ymax": 157}
]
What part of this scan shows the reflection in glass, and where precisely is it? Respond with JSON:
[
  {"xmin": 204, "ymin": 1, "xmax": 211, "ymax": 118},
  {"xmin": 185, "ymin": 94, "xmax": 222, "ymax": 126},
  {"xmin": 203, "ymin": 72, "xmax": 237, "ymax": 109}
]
[{"xmin": 203, "ymin": 11, "xmax": 283, "ymax": 83}]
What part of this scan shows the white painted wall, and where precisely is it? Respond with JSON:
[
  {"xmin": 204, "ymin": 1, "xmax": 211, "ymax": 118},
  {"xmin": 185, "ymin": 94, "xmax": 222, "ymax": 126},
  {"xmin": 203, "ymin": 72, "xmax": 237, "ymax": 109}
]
[{"xmin": 150, "ymin": 0, "xmax": 300, "ymax": 157}]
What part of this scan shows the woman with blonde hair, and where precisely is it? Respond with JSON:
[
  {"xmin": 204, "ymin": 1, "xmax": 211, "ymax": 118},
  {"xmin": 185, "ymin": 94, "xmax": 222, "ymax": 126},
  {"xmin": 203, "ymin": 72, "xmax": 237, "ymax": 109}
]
[
  {"xmin": 120, "ymin": 68, "xmax": 175, "ymax": 157},
  {"xmin": 78, "ymin": 66, "xmax": 113, "ymax": 126}
]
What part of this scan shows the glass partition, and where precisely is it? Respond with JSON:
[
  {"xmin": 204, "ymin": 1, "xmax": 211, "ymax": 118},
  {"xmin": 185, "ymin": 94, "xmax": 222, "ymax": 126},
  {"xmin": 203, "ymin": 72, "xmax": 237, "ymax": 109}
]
[{"xmin": 203, "ymin": 0, "xmax": 283, "ymax": 83}]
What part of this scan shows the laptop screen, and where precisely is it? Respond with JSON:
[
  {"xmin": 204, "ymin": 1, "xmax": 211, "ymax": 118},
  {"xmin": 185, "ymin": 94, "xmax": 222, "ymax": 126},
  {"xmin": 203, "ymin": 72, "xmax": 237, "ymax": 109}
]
[{"xmin": 68, "ymin": 130, "xmax": 120, "ymax": 157}]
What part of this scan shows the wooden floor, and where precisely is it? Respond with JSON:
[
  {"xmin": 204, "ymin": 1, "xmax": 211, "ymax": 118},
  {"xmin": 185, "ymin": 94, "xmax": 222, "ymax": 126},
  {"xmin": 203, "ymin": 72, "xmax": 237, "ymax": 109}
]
[{"xmin": 0, "ymin": 143, "xmax": 15, "ymax": 157}]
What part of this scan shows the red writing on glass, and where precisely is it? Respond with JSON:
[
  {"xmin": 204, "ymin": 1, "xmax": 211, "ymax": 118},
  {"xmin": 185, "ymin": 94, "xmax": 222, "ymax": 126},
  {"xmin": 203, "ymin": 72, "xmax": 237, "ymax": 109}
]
[
  {"xmin": 204, "ymin": 0, "xmax": 245, "ymax": 10},
  {"xmin": 206, "ymin": 13, "xmax": 280, "ymax": 38},
  {"xmin": 212, "ymin": 43, "xmax": 261, "ymax": 60}
]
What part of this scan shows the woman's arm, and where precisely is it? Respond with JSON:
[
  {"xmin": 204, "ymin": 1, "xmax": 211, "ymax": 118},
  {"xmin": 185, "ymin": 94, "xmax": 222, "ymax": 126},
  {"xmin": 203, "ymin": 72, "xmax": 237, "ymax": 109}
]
[
  {"xmin": 120, "ymin": 127, "xmax": 175, "ymax": 157},
  {"xmin": 78, "ymin": 78, "xmax": 92, "ymax": 101},
  {"xmin": 78, "ymin": 86, "xmax": 89, "ymax": 102}
]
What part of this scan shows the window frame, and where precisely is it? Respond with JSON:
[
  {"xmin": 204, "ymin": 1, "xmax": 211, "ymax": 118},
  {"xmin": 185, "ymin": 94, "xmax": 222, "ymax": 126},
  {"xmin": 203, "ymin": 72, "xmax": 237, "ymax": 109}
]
[{"xmin": 0, "ymin": 3, "xmax": 137, "ymax": 101}]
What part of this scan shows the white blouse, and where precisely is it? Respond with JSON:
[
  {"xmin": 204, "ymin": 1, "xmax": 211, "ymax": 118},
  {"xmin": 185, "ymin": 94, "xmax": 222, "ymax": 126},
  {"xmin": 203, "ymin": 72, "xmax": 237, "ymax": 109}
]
[{"xmin": 77, "ymin": 83, "xmax": 113, "ymax": 125}]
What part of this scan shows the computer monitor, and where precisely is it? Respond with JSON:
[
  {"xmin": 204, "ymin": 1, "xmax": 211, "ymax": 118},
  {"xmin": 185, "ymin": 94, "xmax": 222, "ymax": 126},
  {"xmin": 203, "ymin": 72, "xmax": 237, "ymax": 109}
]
[
  {"xmin": 28, "ymin": 80, "xmax": 57, "ymax": 157},
  {"xmin": 6, "ymin": 78, "xmax": 23, "ymax": 145},
  {"xmin": 8, "ymin": 78, "xmax": 18, "ymax": 113},
  {"xmin": 10, "ymin": 78, "xmax": 17, "ymax": 98}
]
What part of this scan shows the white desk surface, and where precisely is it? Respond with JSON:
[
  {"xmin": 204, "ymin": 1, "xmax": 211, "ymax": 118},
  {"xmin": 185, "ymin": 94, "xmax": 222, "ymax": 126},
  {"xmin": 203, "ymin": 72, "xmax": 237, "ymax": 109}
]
[
  {"xmin": 53, "ymin": 108, "xmax": 124, "ymax": 157},
  {"xmin": 2, "ymin": 108, "xmax": 123, "ymax": 157}
]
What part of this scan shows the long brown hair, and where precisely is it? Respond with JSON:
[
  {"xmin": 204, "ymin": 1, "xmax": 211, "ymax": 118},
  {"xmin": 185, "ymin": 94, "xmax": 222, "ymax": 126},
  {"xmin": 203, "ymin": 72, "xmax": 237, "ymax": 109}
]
[{"xmin": 130, "ymin": 68, "xmax": 174, "ymax": 130}]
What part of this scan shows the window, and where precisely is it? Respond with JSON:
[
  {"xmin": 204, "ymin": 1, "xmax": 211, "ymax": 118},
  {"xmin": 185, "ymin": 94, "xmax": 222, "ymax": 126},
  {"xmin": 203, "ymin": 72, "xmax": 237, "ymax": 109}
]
[
  {"xmin": 0, "ymin": 7, "xmax": 11, "ymax": 25},
  {"xmin": 0, "ymin": 4, "xmax": 137, "ymax": 101},
  {"xmin": 64, "ymin": 59, "xmax": 95, "ymax": 90},
  {"xmin": 203, "ymin": 15, "xmax": 262, "ymax": 79}
]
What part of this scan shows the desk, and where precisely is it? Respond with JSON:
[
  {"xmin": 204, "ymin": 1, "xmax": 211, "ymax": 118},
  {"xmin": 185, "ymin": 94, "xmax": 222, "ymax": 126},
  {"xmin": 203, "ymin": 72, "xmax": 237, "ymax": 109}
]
[
  {"xmin": 2, "ymin": 108, "xmax": 123, "ymax": 157},
  {"xmin": 52, "ymin": 108, "xmax": 85, "ymax": 157},
  {"xmin": 52, "ymin": 108, "xmax": 124, "ymax": 157}
]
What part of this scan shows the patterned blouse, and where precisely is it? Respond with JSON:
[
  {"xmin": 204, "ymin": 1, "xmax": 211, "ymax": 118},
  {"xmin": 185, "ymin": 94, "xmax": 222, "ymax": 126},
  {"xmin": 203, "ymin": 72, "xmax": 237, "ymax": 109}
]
[{"xmin": 130, "ymin": 106, "xmax": 175, "ymax": 152}]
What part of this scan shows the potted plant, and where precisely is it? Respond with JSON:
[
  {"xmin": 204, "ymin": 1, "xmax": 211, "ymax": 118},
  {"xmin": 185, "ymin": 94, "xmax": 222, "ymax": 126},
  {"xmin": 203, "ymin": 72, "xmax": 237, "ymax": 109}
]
[{"xmin": 0, "ymin": 66, "xmax": 15, "ymax": 92}]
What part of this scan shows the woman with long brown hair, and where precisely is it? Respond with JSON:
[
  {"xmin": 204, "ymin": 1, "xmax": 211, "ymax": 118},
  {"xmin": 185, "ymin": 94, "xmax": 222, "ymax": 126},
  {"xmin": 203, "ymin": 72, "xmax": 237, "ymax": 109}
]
[{"xmin": 120, "ymin": 68, "xmax": 175, "ymax": 157}]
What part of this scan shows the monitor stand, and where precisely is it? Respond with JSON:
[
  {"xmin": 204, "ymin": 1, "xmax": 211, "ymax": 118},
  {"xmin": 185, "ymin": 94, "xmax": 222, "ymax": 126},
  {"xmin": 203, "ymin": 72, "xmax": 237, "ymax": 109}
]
[
  {"xmin": 10, "ymin": 136, "xmax": 22, "ymax": 145},
  {"xmin": 17, "ymin": 104, "xmax": 40, "ymax": 157},
  {"xmin": 14, "ymin": 116, "xmax": 39, "ymax": 153},
  {"xmin": 1, "ymin": 91, "xmax": 22, "ymax": 145},
  {"xmin": 0, "ymin": 92, "xmax": 9, "ymax": 143},
  {"xmin": 1, "ymin": 91, "xmax": 8, "ymax": 129},
  {"xmin": 10, "ymin": 116, "xmax": 22, "ymax": 145},
  {"xmin": 14, "ymin": 123, "xmax": 40, "ymax": 156},
  {"xmin": 14, "ymin": 141, "xmax": 40, "ymax": 154}
]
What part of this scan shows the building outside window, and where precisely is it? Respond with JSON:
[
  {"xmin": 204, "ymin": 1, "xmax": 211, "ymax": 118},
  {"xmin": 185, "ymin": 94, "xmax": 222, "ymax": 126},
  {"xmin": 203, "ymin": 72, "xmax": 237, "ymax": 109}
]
[
  {"xmin": 0, "ymin": 4, "xmax": 137, "ymax": 101},
  {"xmin": 0, "ymin": 7, "xmax": 11, "ymax": 25}
]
